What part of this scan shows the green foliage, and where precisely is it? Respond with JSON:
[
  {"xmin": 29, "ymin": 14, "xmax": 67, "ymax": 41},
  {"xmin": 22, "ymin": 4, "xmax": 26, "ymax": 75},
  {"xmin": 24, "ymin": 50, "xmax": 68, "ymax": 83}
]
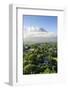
[
  {"xmin": 23, "ymin": 64, "xmax": 38, "ymax": 74},
  {"xmin": 23, "ymin": 43, "xmax": 57, "ymax": 75},
  {"xmin": 44, "ymin": 68, "xmax": 51, "ymax": 73}
]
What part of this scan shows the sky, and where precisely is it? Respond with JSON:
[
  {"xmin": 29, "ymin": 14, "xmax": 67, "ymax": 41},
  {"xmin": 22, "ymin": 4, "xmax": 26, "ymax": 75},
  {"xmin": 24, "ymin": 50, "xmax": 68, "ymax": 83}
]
[{"xmin": 23, "ymin": 15, "xmax": 57, "ymax": 32}]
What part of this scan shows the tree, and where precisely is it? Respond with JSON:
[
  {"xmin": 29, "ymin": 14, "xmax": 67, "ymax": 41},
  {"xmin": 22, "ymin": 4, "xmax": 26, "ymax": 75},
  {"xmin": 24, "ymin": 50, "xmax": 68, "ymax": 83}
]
[
  {"xmin": 23, "ymin": 42, "xmax": 57, "ymax": 74},
  {"xmin": 44, "ymin": 68, "xmax": 51, "ymax": 73},
  {"xmin": 23, "ymin": 64, "xmax": 38, "ymax": 74}
]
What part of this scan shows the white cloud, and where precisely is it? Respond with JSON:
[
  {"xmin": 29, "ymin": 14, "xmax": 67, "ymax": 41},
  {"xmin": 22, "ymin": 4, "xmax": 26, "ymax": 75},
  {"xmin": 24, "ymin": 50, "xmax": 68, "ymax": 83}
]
[
  {"xmin": 24, "ymin": 26, "xmax": 57, "ymax": 44},
  {"xmin": 25, "ymin": 26, "xmax": 40, "ymax": 32}
]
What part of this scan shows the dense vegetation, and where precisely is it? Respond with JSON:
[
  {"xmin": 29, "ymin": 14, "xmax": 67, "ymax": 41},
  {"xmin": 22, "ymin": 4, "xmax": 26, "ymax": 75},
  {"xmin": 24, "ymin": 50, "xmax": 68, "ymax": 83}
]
[{"xmin": 23, "ymin": 43, "xmax": 57, "ymax": 75}]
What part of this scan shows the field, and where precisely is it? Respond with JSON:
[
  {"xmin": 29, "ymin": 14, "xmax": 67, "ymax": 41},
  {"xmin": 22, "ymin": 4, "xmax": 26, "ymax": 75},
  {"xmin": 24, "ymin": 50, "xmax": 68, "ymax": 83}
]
[{"xmin": 23, "ymin": 42, "xmax": 57, "ymax": 75}]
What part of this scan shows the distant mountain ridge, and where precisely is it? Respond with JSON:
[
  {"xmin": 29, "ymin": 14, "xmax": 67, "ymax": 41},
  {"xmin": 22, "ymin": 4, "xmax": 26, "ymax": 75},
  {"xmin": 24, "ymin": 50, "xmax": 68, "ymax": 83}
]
[{"xmin": 39, "ymin": 28, "xmax": 48, "ymax": 32}]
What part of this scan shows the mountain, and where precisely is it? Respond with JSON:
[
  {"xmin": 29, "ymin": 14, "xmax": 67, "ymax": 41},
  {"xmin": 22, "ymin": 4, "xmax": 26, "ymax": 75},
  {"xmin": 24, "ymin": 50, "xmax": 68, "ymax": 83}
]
[
  {"xmin": 24, "ymin": 27, "xmax": 57, "ymax": 44},
  {"xmin": 39, "ymin": 28, "xmax": 47, "ymax": 32}
]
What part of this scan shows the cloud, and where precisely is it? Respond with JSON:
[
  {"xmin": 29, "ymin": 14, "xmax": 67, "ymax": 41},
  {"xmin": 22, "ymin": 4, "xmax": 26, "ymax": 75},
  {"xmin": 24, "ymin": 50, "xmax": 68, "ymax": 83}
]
[
  {"xmin": 24, "ymin": 26, "xmax": 47, "ymax": 32},
  {"xmin": 24, "ymin": 26, "xmax": 57, "ymax": 44}
]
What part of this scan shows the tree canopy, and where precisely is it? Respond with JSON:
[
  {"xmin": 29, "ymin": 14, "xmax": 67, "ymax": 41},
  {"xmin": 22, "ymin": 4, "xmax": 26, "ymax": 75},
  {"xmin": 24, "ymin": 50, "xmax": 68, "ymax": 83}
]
[{"xmin": 23, "ymin": 43, "xmax": 57, "ymax": 74}]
